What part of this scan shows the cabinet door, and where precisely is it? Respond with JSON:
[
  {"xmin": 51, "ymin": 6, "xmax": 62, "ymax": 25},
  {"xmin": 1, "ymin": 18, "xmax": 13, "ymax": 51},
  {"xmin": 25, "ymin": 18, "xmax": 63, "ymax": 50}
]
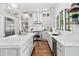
[
  {"xmin": 0, "ymin": 49, "xmax": 1, "ymax": 56},
  {"xmin": 0, "ymin": 48, "xmax": 18, "ymax": 56},
  {"xmin": 44, "ymin": 32, "xmax": 49, "ymax": 40},
  {"xmin": 7, "ymin": 48, "xmax": 18, "ymax": 56},
  {"xmin": 57, "ymin": 42, "xmax": 65, "ymax": 56},
  {"xmin": 20, "ymin": 36, "xmax": 34, "ymax": 56},
  {"xmin": 42, "ymin": 32, "xmax": 52, "ymax": 50},
  {"xmin": 41, "ymin": 31, "xmax": 46, "ymax": 40},
  {"xmin": 0, "ymin": 48, "xmax": 6, "ymax": 56},
  {"xmin": 48, "ymin": 34, "xmax": 52, "ymax": 50}
]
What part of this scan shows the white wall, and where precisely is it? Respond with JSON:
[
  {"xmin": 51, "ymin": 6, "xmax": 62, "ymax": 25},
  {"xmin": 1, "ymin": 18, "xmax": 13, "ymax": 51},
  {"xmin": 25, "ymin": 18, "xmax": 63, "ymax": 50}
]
[
  {"xmin": 40, "ymin": 9, "xmax": 53, "ymax": 29},
  {"xmin": 37, "ymin": 3, "xmax": 72, "ymax": 30},
  {"xmin": 31, "ymin": 7, "xmax": 58, "ymax": 30},
  {"xmin": 55, "ymin": 3, "xmax": 71, "ymax": 16},
  {"xmin": 50, "ymin": 7, "xmax": 56, "ymax": 28},
  {"xmin": 40, "ymin": 8, "xmax": 54, "ymax": 28}
]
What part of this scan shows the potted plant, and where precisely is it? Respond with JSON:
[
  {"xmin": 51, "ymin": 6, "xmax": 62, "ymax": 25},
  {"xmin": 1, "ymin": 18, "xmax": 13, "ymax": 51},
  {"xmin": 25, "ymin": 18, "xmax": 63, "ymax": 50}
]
[
  {"xmin": 70, "ymin": 13, "xmax": 79, "ymax": 24},
  {"xmin": 71, "ymin": 13, "xmax": 79, "ymax": 18}
]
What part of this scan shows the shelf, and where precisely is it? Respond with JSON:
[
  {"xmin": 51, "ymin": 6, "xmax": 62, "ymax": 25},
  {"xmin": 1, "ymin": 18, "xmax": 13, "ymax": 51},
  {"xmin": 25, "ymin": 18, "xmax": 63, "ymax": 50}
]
[{"xmin": 69, "ymin": 5, "xmax": 79, "ymax": 12}]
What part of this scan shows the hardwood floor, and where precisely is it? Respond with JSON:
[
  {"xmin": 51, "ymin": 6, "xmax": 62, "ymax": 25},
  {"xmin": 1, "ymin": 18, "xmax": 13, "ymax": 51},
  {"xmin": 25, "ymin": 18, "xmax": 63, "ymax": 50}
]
[{"xmin": 32, "ymin": 40, "xmax": 53, "ymax": 56}]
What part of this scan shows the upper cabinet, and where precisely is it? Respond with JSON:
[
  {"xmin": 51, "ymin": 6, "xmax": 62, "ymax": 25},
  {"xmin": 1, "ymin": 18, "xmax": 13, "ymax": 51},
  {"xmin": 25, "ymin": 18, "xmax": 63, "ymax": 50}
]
[
  {"xmin": 69, "ymin": 3, "xmax": 79, "ymax": 12},
  {"xmin": 57, "ymin": 3, "xmax": 79, "ymax": 31},
  {"xmin": 56, "ymin": 3, "xmax": 79, "ymax": 31},
  {"xmin": 69, "ymin": 3, "xmax": 79, "ymax": 25},
  {"xmin": 19, "ymin": 13, "xmax": 30, "ymax": 34},
  {"xmin": 57, "ymin": 9, "xmax": 71, "ymax": 31},
  {"xmin": 20, "ymin": 17, "xmax": 28, "ymax": 34}
]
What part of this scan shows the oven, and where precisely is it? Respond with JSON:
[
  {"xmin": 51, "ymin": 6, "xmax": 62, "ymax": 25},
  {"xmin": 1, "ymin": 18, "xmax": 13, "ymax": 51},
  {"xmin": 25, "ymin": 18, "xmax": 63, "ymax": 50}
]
[{"xmin": 33, "ymin": 31, "xmax": 42, "ymax": 41}]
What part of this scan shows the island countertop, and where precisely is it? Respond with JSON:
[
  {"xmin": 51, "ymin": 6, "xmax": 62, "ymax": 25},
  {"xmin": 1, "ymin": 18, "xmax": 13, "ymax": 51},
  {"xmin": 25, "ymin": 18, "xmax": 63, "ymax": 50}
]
[
  {"xmin": 47, "ymin": 31, "xmax": 79, "ymax": 46},
  {"xmin": 0, "ymin": 33, "xmax": 35, "ymax": 48}
]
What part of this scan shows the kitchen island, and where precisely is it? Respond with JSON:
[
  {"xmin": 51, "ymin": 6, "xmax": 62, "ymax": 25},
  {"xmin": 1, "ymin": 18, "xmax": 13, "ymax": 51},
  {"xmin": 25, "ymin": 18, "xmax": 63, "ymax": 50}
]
[
  {"xmin": 47, "ymin": 31, "xmax": 79, "ymax": 56},
  {"xmin": 0, "ymin": 33, "xmax": 35, "ymax": 56}
]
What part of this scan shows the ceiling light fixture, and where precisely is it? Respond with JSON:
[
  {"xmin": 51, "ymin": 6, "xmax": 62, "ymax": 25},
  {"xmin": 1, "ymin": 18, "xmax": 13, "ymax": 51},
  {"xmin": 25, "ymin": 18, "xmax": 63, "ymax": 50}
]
[{"xmin": 8, "ymin": 3, "xmax": 19, "ymax": 10}]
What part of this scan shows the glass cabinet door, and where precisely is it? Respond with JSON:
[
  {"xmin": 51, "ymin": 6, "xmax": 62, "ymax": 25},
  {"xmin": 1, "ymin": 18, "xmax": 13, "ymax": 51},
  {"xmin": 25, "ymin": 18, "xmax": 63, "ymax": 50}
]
[
  {"xmin": 58, "ymin": 9, "xmax": 72, "ymax": 31},
  {"xmin": 60, "ymin": 11, "xmax": 63, "ymax": 30},
  {"xmin": 65, "ymin": 9, "xmax": 72, "ymax": 31},
  {"xmin": 56, "ymin": 16, "xmax": 59, "ymax": 30},
  {"xmin": 21, "ymin": 22, "xmax": 28, "ymax": 32}
]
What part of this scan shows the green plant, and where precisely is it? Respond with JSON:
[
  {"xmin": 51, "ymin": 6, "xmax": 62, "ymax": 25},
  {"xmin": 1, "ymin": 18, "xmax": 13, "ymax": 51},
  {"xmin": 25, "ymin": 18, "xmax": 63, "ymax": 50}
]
[{"xmin": 71, "ymin": 13, "xmax": 79, "ymax": 18}]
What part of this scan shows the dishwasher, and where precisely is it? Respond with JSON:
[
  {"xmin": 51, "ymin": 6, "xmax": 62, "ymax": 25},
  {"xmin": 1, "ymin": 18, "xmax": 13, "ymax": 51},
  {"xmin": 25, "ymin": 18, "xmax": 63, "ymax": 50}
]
[{"xmin": 52, "ymin": 38, "xmax": 57, "ymax": 56}]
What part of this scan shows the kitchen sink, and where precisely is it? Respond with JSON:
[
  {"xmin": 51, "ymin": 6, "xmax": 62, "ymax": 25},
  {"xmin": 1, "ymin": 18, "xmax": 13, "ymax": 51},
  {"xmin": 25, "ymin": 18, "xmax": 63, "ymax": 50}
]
[{"xmin": 52, "ymin": 34, "xmax": 59, "ymax": 36}]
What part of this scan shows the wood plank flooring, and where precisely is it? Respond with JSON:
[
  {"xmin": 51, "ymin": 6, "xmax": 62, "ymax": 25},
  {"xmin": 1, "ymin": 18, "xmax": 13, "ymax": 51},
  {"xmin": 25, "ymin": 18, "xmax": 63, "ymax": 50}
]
[{"xmin": 32, "ymin": 40, "xmax": 53, "ymax": 56}]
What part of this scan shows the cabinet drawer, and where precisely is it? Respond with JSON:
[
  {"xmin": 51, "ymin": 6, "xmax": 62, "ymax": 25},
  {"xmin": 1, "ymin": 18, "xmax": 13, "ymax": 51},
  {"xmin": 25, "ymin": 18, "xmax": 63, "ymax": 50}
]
[
  {"xmin": 0, "ymin": 48, "xmax": 18, "ymax": 56},
  {"xmin": 21, "ymin": 43, "xmax": 33, "ymax": 56},
  {"xmin": 21, "ymin": 40, "xmax": 33, "ymax": 51},
  {"xmin": 21, "ymin": 43, "xmax": 33, "ymax": 52},
  {"xmin": 57, "ymin": 42, "xmax": 63, "ymax": 49},
  {"xmin": 57, "ymin": 41, "xmax": 64, "ymax": 56},
  {"xmin": 57, "ymin": 46, "xmax": 64, "ymax": 56},
  {"xmin": 57, "ymin": 49, "xmax": 64, "ymax": 56},
  {"xmin": 7, "ymin": 48, "xmax": 18, "ymax": 56}
]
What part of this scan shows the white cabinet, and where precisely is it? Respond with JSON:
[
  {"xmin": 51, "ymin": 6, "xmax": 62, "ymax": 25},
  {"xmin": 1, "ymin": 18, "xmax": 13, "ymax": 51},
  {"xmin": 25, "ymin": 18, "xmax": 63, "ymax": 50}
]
[
  {"xmin": 41, "ymin": 31, "xmax": 45, "ymax": 40},
  {"xmin": 42, "ymin": 31, "xmax": 48, "ymax": 40},
  {"xmin": 0, "ymin": 38, "xmax": 33, "ymax": 56},
  {"xmin": 57, "ymin": 40, "xmax": 79, "ymax": 56},
  {"xmin": 47, "ymin": 32, "xmax": 52, "ymax": 50},
  {"xmin": 0, "ymin": 48, "xmax": 18, "ymax": 56},
  {"xmin": 20, "ymin": 36, "xmax": 34, "ymax": 56},
  {"xmin": 0, "ymin": 33, "xmax": 35, "ymax": 56},
  {"xmin": 42, "ymin": 31, "xmax": 52, "ymax": 50},
  {"xmin": 46, "ymin": 31, "xmax": 79, "ymax": 56},
  {"xmin": 57, "ymin": 41, "xmax": 65, "ymax": 56},
  {"xmin": 20, "ymin": 21, "xmax": 28, "ymax": 34}
]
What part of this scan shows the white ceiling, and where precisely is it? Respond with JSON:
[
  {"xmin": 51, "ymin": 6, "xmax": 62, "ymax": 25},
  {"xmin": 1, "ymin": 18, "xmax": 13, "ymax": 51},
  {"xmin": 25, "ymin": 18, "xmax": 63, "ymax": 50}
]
[
  {"xmin": 0, "ymin": 3, "xmax": 57, "ymax": 16},
  {"xmin": 17, "ymin": 3, "xmax": 57, "ymax": 13},
  {"xmin": 18, "ymin": 3, "xmax": 56, "ymax": 10}
]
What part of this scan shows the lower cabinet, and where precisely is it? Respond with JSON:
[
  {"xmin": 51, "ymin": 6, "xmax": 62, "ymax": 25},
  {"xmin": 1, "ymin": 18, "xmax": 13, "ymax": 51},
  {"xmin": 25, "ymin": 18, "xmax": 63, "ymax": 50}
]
[
  {"xmin": 57, "ymin": 41, "xmax": 65, "ymax": 56},
  {"xmin": 0, "ymin": 36, "xmax": 34, "ymax": 56},
  {"xmin": 0, "ymin": 48, "xmax": 18, "ymax": 56},
  {"xmin": 20, "ymin": 39, "xmax": 33, "ymax": 56},
  {"xmin": 43, "ymin": 31, "xmax": 65, "ymax": 56},
  {"xmin": 57, "ymin": 41, "xmax": 79, "ymax": 56},
  {"xmin": 42, "ymin": 31, "xmax": 53, "ymax": 52},
  {"xmin": 52, "ymin": 38, "xmax": 65, "ymax": 56},
  {"xmin": 41, "ymin": 31, "xmax": 48, "ymax": 40},
  {"xmin": 47, "ymin": 33, "xmax": 53, "ymax": 51},
  {"xmin": 42, "ymin": 31, "xmax": 53, "ymax": 51},
  {"xmin": 44, "ymin": 32, "xmax": 79, "ymax": 56}
]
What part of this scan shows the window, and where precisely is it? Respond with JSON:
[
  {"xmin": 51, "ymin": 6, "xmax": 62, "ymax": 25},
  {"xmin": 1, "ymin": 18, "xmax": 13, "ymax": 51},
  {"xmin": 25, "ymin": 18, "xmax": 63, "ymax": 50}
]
[{"xmin": 65, "ymin": 9, "xmax": 72, "ymax": 31}]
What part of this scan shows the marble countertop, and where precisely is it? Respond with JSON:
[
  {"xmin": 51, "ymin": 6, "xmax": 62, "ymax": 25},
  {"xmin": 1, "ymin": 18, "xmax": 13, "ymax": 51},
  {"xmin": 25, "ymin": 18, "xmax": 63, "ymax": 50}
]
[
  {"xmin": 0, "ymin": 33, "xmax": 35, "ymax": 48},
  {"xmin": 47, "ymin": 31, "xmax": 79, "ymax": 46}
]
